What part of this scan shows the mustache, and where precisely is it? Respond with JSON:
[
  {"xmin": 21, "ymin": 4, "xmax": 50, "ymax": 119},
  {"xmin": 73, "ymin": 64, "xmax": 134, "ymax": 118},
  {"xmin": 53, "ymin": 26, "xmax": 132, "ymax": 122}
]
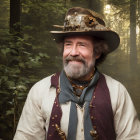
[{"xmin": 64, "ymin": 56, "xmax": 85, "ymax": 64}]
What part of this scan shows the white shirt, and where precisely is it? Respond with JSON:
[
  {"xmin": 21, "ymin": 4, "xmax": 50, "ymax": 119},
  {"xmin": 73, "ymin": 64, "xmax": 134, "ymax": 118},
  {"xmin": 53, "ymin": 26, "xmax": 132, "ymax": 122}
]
[{"xmin": 14, "ymin": 74, "xmax": 140, "ymax": 140}]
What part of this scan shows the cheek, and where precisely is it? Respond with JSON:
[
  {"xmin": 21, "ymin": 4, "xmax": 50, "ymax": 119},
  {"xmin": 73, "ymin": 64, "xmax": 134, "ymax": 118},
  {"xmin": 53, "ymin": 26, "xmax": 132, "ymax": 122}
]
[
  {"xmin": 85, "ymin": 52, "xmax": 96, "ymax": 64},
  {"xmin": 84, "ymin": 50, "xmax": 94, "ymax": 60}
]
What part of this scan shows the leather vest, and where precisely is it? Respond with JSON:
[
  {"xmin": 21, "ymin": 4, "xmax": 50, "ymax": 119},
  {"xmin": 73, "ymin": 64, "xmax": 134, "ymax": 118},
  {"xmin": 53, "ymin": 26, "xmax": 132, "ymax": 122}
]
[{"xmin": 47, "ymin": 73, "xmax": 116, "ymax": 140}]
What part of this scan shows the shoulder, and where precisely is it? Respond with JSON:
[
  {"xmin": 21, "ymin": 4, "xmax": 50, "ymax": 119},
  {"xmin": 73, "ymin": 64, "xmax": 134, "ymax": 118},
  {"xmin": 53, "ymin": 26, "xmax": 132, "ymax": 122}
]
[
  {"xmin": 32, "ymin": 74, "xmax": 53, "ymax": 91},
  {"xmin": 27, "ymin": 74, "xmax": 55, "ymax": 105},
  {"xmin": 102, "ymin": 74, "xmax": 129, "ymax": 113},
  {"xmin": 103, "ymin": 74, "xmax": 127, "ymax": 92},
  {"xmin": 102, "ymin": 74, "xmax": 140, "ymax": 139}
]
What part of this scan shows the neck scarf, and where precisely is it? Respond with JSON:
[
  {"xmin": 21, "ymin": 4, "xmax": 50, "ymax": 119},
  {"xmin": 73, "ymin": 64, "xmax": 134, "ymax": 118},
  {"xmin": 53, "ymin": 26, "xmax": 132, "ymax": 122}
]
[{"xmin": 59, "ymin": 70, "xmax": 99, "ymax": 140}]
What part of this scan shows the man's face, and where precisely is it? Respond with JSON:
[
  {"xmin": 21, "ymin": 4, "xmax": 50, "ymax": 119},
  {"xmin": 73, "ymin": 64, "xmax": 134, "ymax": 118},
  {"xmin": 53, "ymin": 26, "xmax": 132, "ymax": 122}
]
[{"xmin": 63, "ymin": 35, "xmax": 98, "ymax": 80}]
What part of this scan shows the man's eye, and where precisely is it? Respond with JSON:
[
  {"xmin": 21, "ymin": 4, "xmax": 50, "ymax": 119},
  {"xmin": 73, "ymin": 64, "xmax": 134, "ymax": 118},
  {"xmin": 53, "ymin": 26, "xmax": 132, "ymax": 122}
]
[
  {"xmin": 78, "ymin": 43, "xmax": 86, "ymax": 47},
  {"xmin": 81, "ymin": 44, "xmax": 85, "ymax": 46}
]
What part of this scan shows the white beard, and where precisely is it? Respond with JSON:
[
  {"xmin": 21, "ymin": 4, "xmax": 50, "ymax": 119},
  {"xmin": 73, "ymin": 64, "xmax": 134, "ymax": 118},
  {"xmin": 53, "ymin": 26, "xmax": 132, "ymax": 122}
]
[{"xmin": 63, "ymin": 56, "xmax": 95, "ymax": 79}]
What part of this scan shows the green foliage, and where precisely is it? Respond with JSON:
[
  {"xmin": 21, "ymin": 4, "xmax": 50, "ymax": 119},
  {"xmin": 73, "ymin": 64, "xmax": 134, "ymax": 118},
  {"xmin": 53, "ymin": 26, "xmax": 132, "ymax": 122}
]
[
  {"xmin": 0, "ymin": 0, "xmax": 9, "ymax": 29},
  {"xmin": 0, "ymin": 31, "xmax": 42, "ymax": 139},
  {"xmin": 0, "ymin": 1, "xmax": 66, "ymax": 139}
]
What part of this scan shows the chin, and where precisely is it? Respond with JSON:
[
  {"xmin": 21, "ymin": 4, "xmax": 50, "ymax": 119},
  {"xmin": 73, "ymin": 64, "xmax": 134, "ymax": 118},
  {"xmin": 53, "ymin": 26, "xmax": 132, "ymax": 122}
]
[{"xmin": 64, "ymin": 65, "xmax": 86, "ymax": 79}]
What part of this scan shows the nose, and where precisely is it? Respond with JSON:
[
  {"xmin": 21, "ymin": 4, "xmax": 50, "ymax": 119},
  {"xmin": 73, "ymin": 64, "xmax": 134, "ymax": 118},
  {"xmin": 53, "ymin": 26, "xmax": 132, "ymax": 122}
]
[{"xmin": 70, "ymin": 45, "xmax": 79, "ymax": 56}]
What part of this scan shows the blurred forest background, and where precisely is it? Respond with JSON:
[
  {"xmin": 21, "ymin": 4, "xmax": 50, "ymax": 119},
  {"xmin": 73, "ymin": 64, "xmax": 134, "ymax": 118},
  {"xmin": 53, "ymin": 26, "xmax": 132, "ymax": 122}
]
[{"xmin": 0, "ymin": 0, "xmax": 140, "ymax": 139}]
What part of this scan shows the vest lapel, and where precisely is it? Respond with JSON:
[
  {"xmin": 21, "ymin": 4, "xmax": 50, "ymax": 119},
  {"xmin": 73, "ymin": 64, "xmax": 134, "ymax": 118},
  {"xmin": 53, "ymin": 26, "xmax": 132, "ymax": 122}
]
[
  {"xmin": 89, "ymin": 74, "xmax": 116, "ymax": 140},
  {"xmin": 47, "ymin": 73, "xmax": 66, "ymax": 140}
]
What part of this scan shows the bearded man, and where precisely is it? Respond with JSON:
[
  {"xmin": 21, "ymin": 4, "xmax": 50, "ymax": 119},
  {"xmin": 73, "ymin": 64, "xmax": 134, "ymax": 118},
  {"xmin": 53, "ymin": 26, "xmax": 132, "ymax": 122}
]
[{"xmin": 14, "ymin": 7, "xmax": 140, "ymax": 140}]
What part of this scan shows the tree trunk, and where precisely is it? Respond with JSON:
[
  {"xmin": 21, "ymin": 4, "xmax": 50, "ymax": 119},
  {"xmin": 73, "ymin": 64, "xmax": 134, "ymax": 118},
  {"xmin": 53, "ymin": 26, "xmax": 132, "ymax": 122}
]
[
  {"xmin": 138, "ymin": 0, "xmax": 140, "ymax": 16},
  {"xmin": 130, "ymin": 0, "xmax": 137, "ymax": 68},
  {"xmin": 138, "ymin": 0, "xmax": 140, "ymax": 43},
  {"xmin": 137, "ymin": 0, "xmax": 140, "ymax": 64},
  {"xmin": 10, "ymin": 0, "xmax": 21, "ymax": 34}
]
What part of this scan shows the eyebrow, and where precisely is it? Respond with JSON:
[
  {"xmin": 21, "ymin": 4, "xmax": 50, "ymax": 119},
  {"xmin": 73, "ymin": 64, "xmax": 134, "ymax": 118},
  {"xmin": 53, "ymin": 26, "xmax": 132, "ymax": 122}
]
[{"xmin": 64, "ymin": 40, "xmax": 72, "ymax": 43}]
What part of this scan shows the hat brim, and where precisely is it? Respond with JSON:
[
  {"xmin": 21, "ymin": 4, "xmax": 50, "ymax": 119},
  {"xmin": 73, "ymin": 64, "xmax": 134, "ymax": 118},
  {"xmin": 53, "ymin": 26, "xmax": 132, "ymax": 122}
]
[{"xmin": 50, "ymin": 30, "xmax": 120, "ymax": 53}]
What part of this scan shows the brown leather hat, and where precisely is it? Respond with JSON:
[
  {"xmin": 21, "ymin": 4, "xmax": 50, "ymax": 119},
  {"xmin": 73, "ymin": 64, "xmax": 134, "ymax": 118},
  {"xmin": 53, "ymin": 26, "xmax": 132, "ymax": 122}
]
[{"xmin": 50, "ymin": 7, "xmax": 120, "ymax": 53}]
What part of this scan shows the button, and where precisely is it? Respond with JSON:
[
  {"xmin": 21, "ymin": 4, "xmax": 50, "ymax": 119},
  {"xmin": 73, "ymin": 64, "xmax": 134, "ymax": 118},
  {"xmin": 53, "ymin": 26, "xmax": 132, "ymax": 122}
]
[{"xmin": 90, "ymin": 130, "xmax": 98, "ymax": 137}]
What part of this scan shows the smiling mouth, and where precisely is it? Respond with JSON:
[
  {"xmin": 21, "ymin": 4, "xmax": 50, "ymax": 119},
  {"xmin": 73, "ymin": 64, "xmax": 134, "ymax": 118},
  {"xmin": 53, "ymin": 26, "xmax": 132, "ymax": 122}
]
[{"xmin": 65, "ymin": 56, "xmax": 85, "ymax": 65}]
